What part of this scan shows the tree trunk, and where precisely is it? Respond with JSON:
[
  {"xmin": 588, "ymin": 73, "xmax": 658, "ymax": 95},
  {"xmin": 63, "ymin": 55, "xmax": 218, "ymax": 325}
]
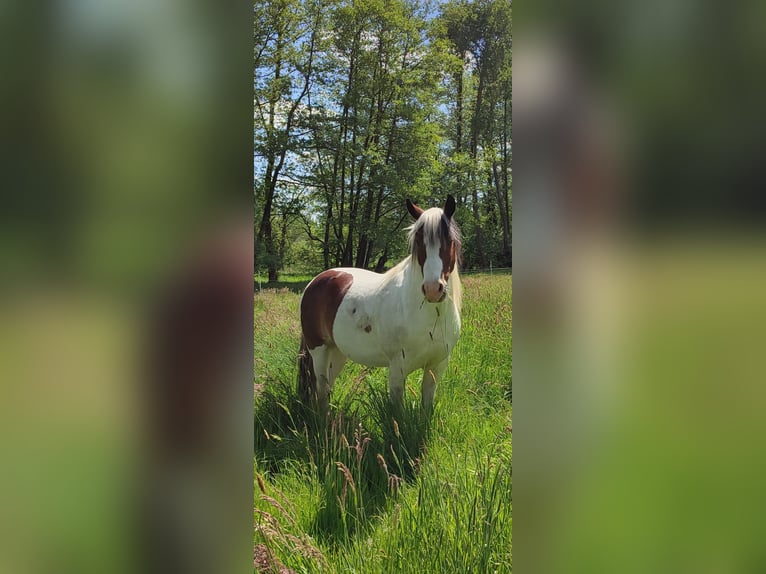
[
  {"xmin": 454, "ymin": 61, "xmax": 465, "ymax": 207},
  {"xmin": 336, "ymin": 30, "xmax": 361, "ymax": 266},
  {"xmin": 470, "ymin": 63, "xmax": 485, "ymax": 215},
  {"xmin": 374, "ymin": 246, "xmax": 389, "ymax": 272},
  {"xmin": 356, "ymin": 63, "xmax": 386, "ymax": 269},
  {"xmin": 470, "ymin": 66, "xmax": 485, "ymax": 159},
  {"xmin": 456, "ymin": 68, "xmax": 464, "ymax": 154},
  {"xmin": 257, "ymin": 178, "xmax": 279, "ymax": 282},
  {"xmin": 493, "ymin": 161, "xmax": 511, "ymax": 261},
  {"xmin": 369, "ymin": 114, "xmax": 397, "ymax": 268},
  {"xmin": 257, "ymin": 27, "xmax": 282, "ymax": 283},
  {"xmin": 322, "ymin": 201, "xmax": 331, "ymax": 269},
  {"xmin": 503, "ymin": 94, "xmax": 511, "ymax": 265}
]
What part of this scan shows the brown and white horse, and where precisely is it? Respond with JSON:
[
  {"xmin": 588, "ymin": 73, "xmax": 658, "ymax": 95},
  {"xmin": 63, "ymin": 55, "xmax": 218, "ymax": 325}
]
[{"xmin": 298, "ymin": 195, "xmax": 462, "ymax": 413}]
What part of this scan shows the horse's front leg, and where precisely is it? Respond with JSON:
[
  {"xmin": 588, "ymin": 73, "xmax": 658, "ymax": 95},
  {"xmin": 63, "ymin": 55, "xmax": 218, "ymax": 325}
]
[
  {"xmin": 388, "ymin": 356, "xmax": 407, "ymax": 405},
  {"xmin": 422, "ymin": 357, "xmax": 449, "ymax": 411}
]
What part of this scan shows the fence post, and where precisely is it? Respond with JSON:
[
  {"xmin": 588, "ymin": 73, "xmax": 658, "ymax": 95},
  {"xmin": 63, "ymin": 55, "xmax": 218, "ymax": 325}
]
[{"xmin": 490, "ymin": 261, "xmax": 493, "ymax": 275}]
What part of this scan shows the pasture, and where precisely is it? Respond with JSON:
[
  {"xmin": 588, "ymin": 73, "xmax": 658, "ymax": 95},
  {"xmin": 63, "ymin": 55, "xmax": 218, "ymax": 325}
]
[{"xmin": 254, "ymin": 273, "xmax": 512, "ymax": 573}]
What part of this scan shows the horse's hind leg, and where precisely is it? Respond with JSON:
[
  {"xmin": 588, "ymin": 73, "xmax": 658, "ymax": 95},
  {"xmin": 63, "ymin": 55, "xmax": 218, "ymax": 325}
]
[
  {"xmin": 309, "ymin": 345, "xmax": 346, "ymax": 415},
  {"xmin": 308, "ymin": 345, "xmax": 331, "ymax": 414},
  {"xmin": 327, "ymin": 347, "xmax": 347, "ymax": 390}
]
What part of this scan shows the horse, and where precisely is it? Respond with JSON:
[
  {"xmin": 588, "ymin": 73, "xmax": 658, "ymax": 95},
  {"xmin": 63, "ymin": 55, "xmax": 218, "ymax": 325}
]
[{"xmin": 297, "ymin": 195, "xmax": 462, "ymax": 414}]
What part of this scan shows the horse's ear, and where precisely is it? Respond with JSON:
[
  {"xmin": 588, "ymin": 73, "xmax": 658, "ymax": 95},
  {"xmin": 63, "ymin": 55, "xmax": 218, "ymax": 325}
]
[
  {"xmin": 444, "ymin": 194, "xmax": 456, "ymax": 219},
  {"xmin": 406, "ymin": 198, "xmax": 424, "ymax": 220}
]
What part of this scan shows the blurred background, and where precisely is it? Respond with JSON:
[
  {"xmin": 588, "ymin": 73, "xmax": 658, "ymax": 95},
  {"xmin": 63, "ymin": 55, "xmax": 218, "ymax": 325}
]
[
  {"xmin": 5, "ymin": 0, "xmax": 766, "ymax": 571},
  {"xmin": 0, "ymin": 1, "xmax": 252, "ymax": 573},
  {"xmin": 515, "ymin": 0, "xmax": 766, "ymax": 572}
]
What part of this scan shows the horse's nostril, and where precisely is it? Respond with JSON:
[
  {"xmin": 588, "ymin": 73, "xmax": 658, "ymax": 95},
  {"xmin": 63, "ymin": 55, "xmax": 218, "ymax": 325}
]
[{"xmin": 438, "ymin": 284, "xmax": 444, "ymax": 292}]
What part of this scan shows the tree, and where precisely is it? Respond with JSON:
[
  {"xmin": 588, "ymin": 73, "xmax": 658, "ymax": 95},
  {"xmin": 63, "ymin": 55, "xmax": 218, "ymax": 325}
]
[
  {"xmin": 436, "ymin": 0, "xmax": 512, "ymax": 268},
  {"xmin": 254, "ymin": 0, "xmax": 512, "ymax": 277},
  {"xmin": 254, "ymin": 0, "xmax": 321, "ymax": 281},
  {"xmin": 304, "ymin": 0, "xmax": 445, "ymax": 269}
]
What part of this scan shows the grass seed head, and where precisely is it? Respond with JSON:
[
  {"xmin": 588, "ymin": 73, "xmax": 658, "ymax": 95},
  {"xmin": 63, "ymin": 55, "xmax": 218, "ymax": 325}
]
[
  {"xmin": 335, "ymin": 461, "xmax": 357, "ymax": 496},
  {"xmin": 257, "ymin": 473, "xmax": 267, "ymax": 494},
  {"xmin": 388, "ymin": 473, "xmax": 403, "ymax": 494},
  {"xmin": 376, "ymin": 453, "xmax": 389, "ymax": 474}
]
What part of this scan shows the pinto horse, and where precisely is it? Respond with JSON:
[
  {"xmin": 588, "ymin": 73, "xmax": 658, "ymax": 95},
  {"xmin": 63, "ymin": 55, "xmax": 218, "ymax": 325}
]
[{"xmin": 298, "ymin": 195, "xmax": 462, "ymax": 413}]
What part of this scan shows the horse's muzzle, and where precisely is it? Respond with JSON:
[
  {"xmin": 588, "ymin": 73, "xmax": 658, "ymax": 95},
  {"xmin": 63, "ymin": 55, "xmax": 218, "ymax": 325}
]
[{"xmin": 422, "ymin": 281, "xmax": 446, "ymax": 303}]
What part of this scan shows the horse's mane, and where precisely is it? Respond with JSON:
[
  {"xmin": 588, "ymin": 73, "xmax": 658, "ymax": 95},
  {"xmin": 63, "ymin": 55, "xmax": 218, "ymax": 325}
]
[
  {"xmin": 381, "ymin": 256, "xmax": 412, "ymax": 285},
  {"xmin": 450, "ymin": 267, "xmax": 463, "ymax": 312}
]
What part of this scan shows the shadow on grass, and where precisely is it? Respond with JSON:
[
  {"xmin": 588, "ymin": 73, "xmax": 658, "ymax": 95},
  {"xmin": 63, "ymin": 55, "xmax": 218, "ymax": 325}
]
[
  {"xmin": 254, "ymin": 279, "xmax": 312, "ymax": 294},
  {"xmin": 254, "ymin": 375, "xmax": 433, "ymax": 543}
]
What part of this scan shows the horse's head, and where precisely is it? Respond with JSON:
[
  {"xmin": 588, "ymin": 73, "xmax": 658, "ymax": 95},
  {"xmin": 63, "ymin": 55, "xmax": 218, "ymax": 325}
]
[{"xmin": 406, "ymin": 195, "xmax": 461, "ymax": 303}]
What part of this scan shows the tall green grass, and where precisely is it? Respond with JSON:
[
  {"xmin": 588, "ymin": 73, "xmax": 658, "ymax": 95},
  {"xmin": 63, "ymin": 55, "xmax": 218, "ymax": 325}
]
[{"xmin": 254, "ymin": 274, "xmax": 512, "ymax": 573}]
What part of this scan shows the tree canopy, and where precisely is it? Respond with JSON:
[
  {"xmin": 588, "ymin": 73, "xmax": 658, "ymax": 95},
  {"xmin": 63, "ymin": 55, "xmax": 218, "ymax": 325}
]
[{"xmin": 255, "ymin": 0, "xmax": 512, "ymax": 281}]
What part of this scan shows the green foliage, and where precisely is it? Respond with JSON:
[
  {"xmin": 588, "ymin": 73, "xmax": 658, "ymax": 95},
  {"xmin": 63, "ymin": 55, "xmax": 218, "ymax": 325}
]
[
  {"xmin": 255, "ymin": 0, "xmax": 512, "ymax": 278},
  {"xmin": 254, "ymin": 273, "xmax": 512, "ymax": 572}
]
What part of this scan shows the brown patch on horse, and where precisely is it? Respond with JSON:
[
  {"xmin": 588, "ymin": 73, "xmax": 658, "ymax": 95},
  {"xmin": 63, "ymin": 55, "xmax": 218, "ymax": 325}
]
[
  {"xmin": 301, "ymin": 270, "xmax": 353, "ymax": 350},
  {"xmin": 413, "ymin": 229, "xmax": 426, "ymax": 267},
  {"xmin": 439, "ymin": 217, "xmax": 459, "ymax": 279}
]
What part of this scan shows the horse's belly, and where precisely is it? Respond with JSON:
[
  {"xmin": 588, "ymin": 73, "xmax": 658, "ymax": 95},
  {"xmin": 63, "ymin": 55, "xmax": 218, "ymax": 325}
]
[
  {"xmin": 333, "ymin": 300, "xmax": 458, "ymax": 371},
  {"xmin": 332, "ymin": 311, "xmax": 390, "ymax": 367},
  {"xmin": 332, "ymin": 286, "xmax": 390, "ymax": 367}
]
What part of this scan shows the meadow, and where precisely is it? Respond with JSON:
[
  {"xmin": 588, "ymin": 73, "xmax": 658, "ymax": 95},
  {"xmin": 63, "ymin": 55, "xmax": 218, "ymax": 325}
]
[{"xmin": 254, "ymin": 273, "xmax": 512, "ymax": 573}]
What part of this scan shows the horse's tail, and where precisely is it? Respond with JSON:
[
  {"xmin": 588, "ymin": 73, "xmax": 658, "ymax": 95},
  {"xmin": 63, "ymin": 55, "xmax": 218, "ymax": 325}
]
[{"xmin": 297, "ymin": 335, "xmax": 317, "ymax": 402}]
